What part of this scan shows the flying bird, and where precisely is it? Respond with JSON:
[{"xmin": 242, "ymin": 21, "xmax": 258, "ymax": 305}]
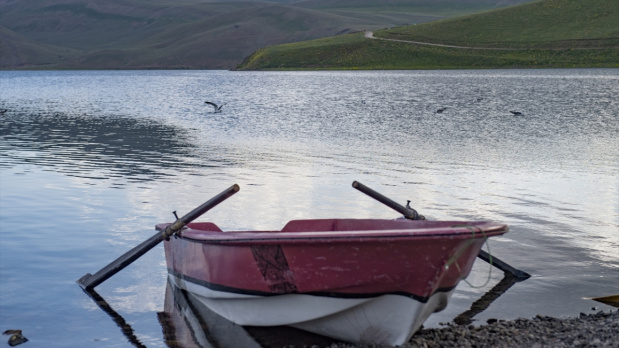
[
  {"xmin": 509, "ymin": 111, "xmax": 523, "ymax": 116},
  {"xmin": 205, "ymin": 101, "xmax": 226, "ymax": 112}
]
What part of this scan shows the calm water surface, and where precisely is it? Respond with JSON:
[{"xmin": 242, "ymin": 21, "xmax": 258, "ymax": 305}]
[{"xmin": 1, "ymin": 69, "xmax": 618, "ymax": 347}]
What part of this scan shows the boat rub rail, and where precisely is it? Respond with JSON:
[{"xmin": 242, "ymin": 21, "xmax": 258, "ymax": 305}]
[{"xmin": 156, "ymin": 219, "xmax": 508, "ymax": 243}]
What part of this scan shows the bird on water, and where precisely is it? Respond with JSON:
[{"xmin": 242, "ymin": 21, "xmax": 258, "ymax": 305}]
[
  {"xmin": 205, "ymin": 101, "xmax": 226, "ymax": 112},
  {"xmin": 510, "ymin": 111, "xmax": 523, "ymax": 116}
]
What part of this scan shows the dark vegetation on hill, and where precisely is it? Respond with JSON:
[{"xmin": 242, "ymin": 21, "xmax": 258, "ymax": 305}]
[
  {"xmin": 0, "ymin": 0, "xmax": 532, "ymax": 69},
  {"xmin": 237, "ymin": 0, "xmax": 619, "ymax": 70}
]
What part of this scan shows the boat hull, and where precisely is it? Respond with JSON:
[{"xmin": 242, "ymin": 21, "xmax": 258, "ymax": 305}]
[
  {"xmin": 161, "ymin": 218, "xmax": 507, "ymax": 346},
  {"xmin": 168, "ymin": 272, "xmax": 453, "ymax": 345}
]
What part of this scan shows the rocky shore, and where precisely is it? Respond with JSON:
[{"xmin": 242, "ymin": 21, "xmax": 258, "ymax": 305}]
[{"xmin": 330, "ymin": 310, "xmax": 619, "ymax": 348}]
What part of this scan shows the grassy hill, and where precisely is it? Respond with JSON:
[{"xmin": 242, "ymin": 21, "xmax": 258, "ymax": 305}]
[
  {"xmin": 237, "ymin": 0, "xmax": 619, "ymax": 70},
  {"xmin": 0, "ymin": 0, "xmax": 533, "ymax": 69},
  {"xmin": 375, "ymin": 0, "xmax": 619, "ymax": 48}
]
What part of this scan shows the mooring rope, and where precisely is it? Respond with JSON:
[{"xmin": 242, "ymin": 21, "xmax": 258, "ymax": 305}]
[{"xmin": 445, "ymin": 225, "xmax": 493, "ymax": 289}]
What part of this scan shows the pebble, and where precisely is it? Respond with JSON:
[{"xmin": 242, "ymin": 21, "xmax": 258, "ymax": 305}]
[
  {"xmin": 2, "ymin": 330, "xmax": 28, "ymax": 347},
  {"xmin": 327, "ymin": 310, "xmax": 619, "ymax": 348}
]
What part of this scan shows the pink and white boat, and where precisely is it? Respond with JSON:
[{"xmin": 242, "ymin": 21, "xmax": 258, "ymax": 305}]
[{"xmin": 159, "ymin": 218, "xmax": 508, "ymax": 346}]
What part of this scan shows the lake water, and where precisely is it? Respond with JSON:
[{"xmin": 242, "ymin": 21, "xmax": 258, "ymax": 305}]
[{"xmin": 1, "ymin": 69, "xmax": 617, "ymax": 347}]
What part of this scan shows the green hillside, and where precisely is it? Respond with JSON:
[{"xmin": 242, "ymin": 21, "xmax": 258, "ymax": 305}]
[
  {"xmin": 237, "ymin": 0, "xmax": 619, "ymax": 70},
  {"xmin": 0, "ymin": 0, "xmax": 533, "ymax": 69},
  {"xmin": 376, "ymin": 0, "xmax": 619, "ymax": 48}
]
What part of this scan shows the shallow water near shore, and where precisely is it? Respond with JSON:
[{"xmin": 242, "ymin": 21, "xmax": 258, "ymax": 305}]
[{"xmin": 1, "ymin": 69, "xmax": 618, "ymax": 347}]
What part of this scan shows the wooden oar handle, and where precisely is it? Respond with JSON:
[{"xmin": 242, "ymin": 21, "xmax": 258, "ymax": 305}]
[
  {"xmin": 352, "ymin": 181, "xmax": 530, "ymax": 280},
  {"xmin": 161, "ymin": 183, "xmax": 240, "ymax": 239},
  {"xmin": 77, "ymin": 184, "xmax": 240, "ymax": 290},
  {"xmin": 352, "ymin": 181, "xmax": 425, "ymax": 220}
]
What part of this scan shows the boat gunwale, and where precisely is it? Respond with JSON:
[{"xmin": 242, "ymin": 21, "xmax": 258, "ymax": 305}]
[{"xmin": 158, "ymin": 220, "xmax": 508, "ymax": 244}]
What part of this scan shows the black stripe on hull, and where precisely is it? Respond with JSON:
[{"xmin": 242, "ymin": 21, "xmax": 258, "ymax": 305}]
[{"xmin": 168, "ymin": 268, "xmax": 456, "ymax": 304}]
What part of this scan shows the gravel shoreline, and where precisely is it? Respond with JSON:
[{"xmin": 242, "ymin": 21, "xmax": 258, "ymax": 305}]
[{"xmin": 329, "ymin": 310, "xmax": 619, "ymax": 348}]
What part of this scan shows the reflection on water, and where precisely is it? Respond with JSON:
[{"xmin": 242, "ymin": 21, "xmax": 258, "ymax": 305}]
[
  {"xmin": 0, "ymin": 111, "xmax": 227, "ymax": 185},
  {"xmin": 82, "ymin": 289, "xmax": 146, "ymax": 348},
  {"xmin": 83, "ymin": 278, "xmax": 341, "ymax": 348},
  {"xmin": 85, "ymin": 274, "xmax": 524, "ymax": 348},
  {"xmin": 159, "ymin": 279, "xmax": 338, "ymax": 348},
  {"xmin": 453, "ymin": 274, "xmax": 522, "ymax": 326},
  {"xmin": 0, "ymin": 69, "xmax": 617, "ymax": 347}
]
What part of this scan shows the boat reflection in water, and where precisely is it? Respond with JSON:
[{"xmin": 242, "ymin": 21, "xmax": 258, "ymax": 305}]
[
  {"xmin": 159, "ymin": 279, "xmax": 340, "ymax": 348},
  {"xmin": 159, "ymin": 275, "xmax": 524, "ymax": 348},
  {"xmin": 82, "ymin": 274, "xmax": 523, "ymax": 348}
]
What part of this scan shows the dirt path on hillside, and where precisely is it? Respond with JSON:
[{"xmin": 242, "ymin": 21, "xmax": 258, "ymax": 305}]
[
  {"xmin": 364, "ymin": 30, "xmax": 519, "ymax": 50},
  {"xmin": 364, "ymin": 31, "xmax": 616, "ymax": 50}
]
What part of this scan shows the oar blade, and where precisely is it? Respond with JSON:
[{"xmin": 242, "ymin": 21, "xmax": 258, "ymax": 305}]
[
  {"xmin": 77, "ymin": 230, "xmax": 169, "ymax": 290},
  {"xmin": 77, "ymin": 184, "xmax": 240, "ymax": 290},
  {"xmin": 478, "ymin": 250, "xmax": 531, "ymax": 280}
]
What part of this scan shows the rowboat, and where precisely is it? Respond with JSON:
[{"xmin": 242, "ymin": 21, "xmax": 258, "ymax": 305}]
[{"xmin": 159, "ymin": 218, "xmax": 508, "ymax": 346}]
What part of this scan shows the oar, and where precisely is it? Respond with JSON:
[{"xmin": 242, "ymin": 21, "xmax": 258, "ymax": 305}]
[
  {"xmin": 352, "ymin": 181, "xmax": 425, "ymax": 220},
  {"xmin": 477, "ymin": 249, "xmax": 530, "ymax": 279},
  {"xmin": 351, "ymin": 180, "xmax": 530, "ymax": 280},
  {"xmin": 77, "ymin": 184, "xmax": 240, "ymax": 290}
]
